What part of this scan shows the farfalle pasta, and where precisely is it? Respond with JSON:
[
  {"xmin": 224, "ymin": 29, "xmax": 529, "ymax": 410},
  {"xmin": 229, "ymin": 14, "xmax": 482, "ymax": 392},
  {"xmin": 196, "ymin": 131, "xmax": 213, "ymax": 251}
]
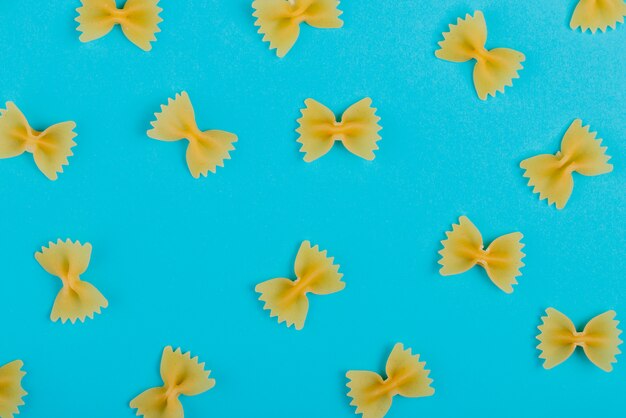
[
  {"xmin": 0, "ymin": 360, "xmax": 27, "ymax": 418},
  {"xmin": 255, "ymin": 240, "xmax": 344, "ymax": 330},
  {"xmin": 252, "ymin": 0, "xmax": 343, "ymax": 57},
  {"xmin": 520, "ymin": 119, "xmax": 613, "ymax": 210},
  {"xmin": 297, "ymin": 98, "xmax": 382, "ymax": 162},
  {"xmin": 346, "ymin": 343, "xmax": 434, "ymax": 418},
  {"xmin": 537, "ymin": 308, "xmax": 622, "ymax": 372},
  {"xmin": 0, "ymin": 102, "xmax": 76, "ymax": 180},
  {"xmin": 570, "ymin": 0, "xmax": 626, "ymax": 33},
  {"xmin": 148, "ymin": 91, "xmax": 238, "ymax": 178},
  {"xmin": 435, "ymin": 11, "xmax": 525, "ymax": 100},
  {"xmin": 130, "ymin": 346, "xmax": 215, "ymax": 418},
  {"xmin": 35, "ymin": 239, "xmax": 108, "ymax": 324},
  {"xmin": 438, "ymin": 216, "xmax": 525, "ymax": 294},
  {"xmin": 76, "ymin": 0, "xmax": 162, "ymax": 51}
]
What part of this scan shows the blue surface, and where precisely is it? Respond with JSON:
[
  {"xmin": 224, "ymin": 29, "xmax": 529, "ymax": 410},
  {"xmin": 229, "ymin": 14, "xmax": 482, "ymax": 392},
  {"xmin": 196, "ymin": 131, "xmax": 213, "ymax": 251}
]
[{"xmin": 0, "ymin": 1, "xmax": 625, "ymax": 417}]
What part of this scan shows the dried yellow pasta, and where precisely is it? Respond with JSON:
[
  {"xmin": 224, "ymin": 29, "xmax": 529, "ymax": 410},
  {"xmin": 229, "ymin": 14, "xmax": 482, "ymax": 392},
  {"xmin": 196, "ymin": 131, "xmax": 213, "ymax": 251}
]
[
  {"xmin": 520, "ymin": 119, "xmax": 613, "ymax": 210},
  {"xmin": 76, "ymin": 0, "xmax": 162, "ymax": 51},
  {"xmin": 439, "ymin": 216, "xmax": 525, "ymax": 294},
  {"xmin": 35, "ymin": 239, "xmax": 108, "ymax": 324},
  {"xmin": 435, "ymin": 11, "xmax": 525, "ymax": 100},
  {"xmin": 297, "ymin": 98, "xmax": 382, "ymax": 162},
  {"xmin": 537, "ymin": 308, "xmax": 622, "ymax": 372},
  {"xmin": 0, "ymin": 102, "xmax": 76, "ymax": 180},
  {"xmin": 255, "ymin": 240, "xmax": 344, "ymax": 330},
  {"xmin": 570, "ymin": 0, "xmax": 626, "ymax": 33},
  {"xmin": 148, "ymin": 92, "xmax": 238, "ymax": 178},
  {"xmin": 0, "ymin": 360, "xmax": 27, "ymax": 418},
  {"xmin": 346, "ymin": 343, "xmax": 434, "ymax": 418},
  {"xmin": 252, "ymin": 0, "xmax": 343, "ymax": 57},
  {"xmin": 130, "ymin": 346, "xmax": 215, "ymax": 418}
]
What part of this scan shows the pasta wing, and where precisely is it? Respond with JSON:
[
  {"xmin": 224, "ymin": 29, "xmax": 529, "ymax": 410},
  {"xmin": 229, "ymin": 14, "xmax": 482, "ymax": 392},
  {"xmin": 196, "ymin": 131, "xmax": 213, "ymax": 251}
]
[
  {"xmin": 345, "ymin": 370, "xmax": 392, "ymax": 418},
  {"xmin": 385, "ymin": 343, "xmax": 434, "ymax": 398},
  {"xmin": 296, "ymin": 98, "xmax": 337, "ymax": 162},
  {"xmin": 0, "ymin": 102, "xmax": 29, "ymax": 158},
  {"xmin": 520, "ymin": 153, "xmax": 573, "ymax": 209},
  {"xmin": 255, "ymin": 277, "xmax": 310, "ymax": 330},
  {"xmin": 75, "ymin": 0, "xmax": 118, "ymax": 42},
  {"xmin": 148, "ymin": 92, "xmax": 198, "ymax": 141},
  {"xmin": 252, "ymin": 0, "xmax": 302, "ymax": 58},
  {"xmin": 294, "ymin": 240, "xmax": 344, "ymax": 295},
  {"xmin": 438, "ymin": 216, "xmax": 483, "ymax": 276},
  {"xmin": 582, "ymin": 311, "xmax": 623, "ymax": 372},
  {"xmin": 302, "ymin": 0, "xmax": 343, "ymax": 28},
  {"xmin": 0, "ymin": 360, "xmax": 27, "ymax": 418},
  {"xmin": 340, "ymin": 98, "xmax": 382, "ymax": 161},
  {"xmin": 560, "ymin": 119, "xmax": 613, "ymax": 176},
  {"xmin": 160, "ymin": 347, "xmax": 215, "ymax": 396},
  {"xmin": 473, "ymin": 47, "xmax": 525, "ymax": 100},
  {"xmin": 32, "ymin": 121, "xmax": 77, "ymax": 181},
  {"xmin": 120, "ymin": 0, "xmax": 163, "ymax": 51},
  {"xmin": 570, "ymin": 0, "xmax": 626, "ymax": 33},
  {"xmin": 128, "ymin": 387, "xmax": 180, "ymax": 418},
  {"xmin": 185, "ymin": 130, "xmax": 238, "ymax": 178},
  {"xmin": 483, "ymin": 232, "xmax": 525, "ymax": 294},
  {"xmin": 35, "ymin": 239, "xmax": 91, "ymax": 279},
  {"xmin": 435, "ymin": 11, "xmax": 487, "ymax": 62},
  {"xmin": 537, "ymin": 308, "xmax": 578, "ymax": 369}
]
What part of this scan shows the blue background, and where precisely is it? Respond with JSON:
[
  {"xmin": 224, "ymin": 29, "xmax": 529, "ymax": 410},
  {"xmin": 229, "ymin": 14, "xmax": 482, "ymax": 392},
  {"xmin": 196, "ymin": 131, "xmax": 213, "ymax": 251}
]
[{"xmin": 0, "ymin": 1, "xmax": 624, "ymax": 417}]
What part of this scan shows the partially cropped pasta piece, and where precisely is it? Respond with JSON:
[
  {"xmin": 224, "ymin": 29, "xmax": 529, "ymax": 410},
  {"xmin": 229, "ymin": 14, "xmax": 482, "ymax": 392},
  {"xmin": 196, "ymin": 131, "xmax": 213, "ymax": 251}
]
[
  {"xmin": 148, "ymin": 91, "xmax": 238, "ymax": 178},
  {"xmin": 130, "ymin": 346, "xmax": 215, "ymax": 418},
  {"xmin": 297, "ymin": 98, "xmax": 382, "ymax": 162},
  {"xmin": 570, "ymin": 0, "xmax": 626, "ymax": 33},
  {"xmin": 520, "ymin": 119, "xmax": 613, "ymax": 209},
  {"xmin": 35, "ymin": 239, "xmax": 108, "ymax": 324},
  {"xmin": 439, "ymin": 216, "xmax": 525, "ymax": 293},
  {"xmin": 252, "ymin": 0, "xmax": 343, "ymax": 57},
  {"xmin": 76, "ymin": 0, "xmax": 163, "ymax": 51},
  {"xmin": 255, "ymin": 240, "xmax": 344, "ymax": 330},
  {"xmin": 0, "ymin": 102, "xmax": 76, "ymax": 180},
  {"xmin": 346, "ymin": 343, "xmax": 434, "ymax": 418},
  {"xmin": 537, "ymin": 308, "xmax": 622, "ymax": 372},
  {"xmin": 435, "ymin": 11, "xmax": 525, "ymax": 100},
  {"xmin": 0, "ymin": 360, "xmax": 27, "ymax": 418}
]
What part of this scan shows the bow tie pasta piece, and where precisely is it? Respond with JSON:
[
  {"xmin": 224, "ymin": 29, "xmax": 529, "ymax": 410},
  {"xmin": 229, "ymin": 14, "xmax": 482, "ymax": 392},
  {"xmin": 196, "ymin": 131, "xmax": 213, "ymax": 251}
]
[
  {"xmin": 255, "ymin": 240, "xmax": 344, "ymax": 330},
  {"xmin": 0, "ymin": 360, "xmax": 27, "ymax": 418},
  {"xmin": 76, "ymin": 0, "xmax": 163, "ymax": 51},
  {"xmin": 571, "ymin": 0, "xmax": 626, "ymax": 33},
  {"xmin": 435, "ymin": 11, "xmax": 525, "ymax": 100},
  {"xmin": 346, "ymin": 343, "xmax": 434, "ymax": 418},
  {"xmin": 252, "ymin": 0, "xmax": 343, "ymax": 57},
  {"xmin": 148, "ymin": 91, "xmax": 238, "ymax": 178},
  {"xmin": 130, "ymin": 346, "xmax": 215, "ymax": 418},
  {"xmin": 520, "ymin": 119, "xmax": 613, "ymax": 210},
  {"xmin": 0, "ymin": 102, "xmax": 76, "ymax": 180},
  {"xmin": 34, "ymin": 239, "xmax": 108, "ymax": 324},
  {"xmin": 537, "ymin": 308, "xmax": 622, "ymax": 372},
  {"xmin": 438, "ymin": 216, "xmax": 525, "ymax": 293},
  {"xmin": 297, "ymin": 98, "xmax": 382, "ymax": 162}
]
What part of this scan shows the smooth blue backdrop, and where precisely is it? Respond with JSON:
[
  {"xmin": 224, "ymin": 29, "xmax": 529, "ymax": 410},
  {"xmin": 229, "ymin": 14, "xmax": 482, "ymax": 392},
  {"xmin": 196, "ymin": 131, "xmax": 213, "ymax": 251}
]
[{"xmin": 1, "ymin": 1, "xmax": 624, "ymax": 417}]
